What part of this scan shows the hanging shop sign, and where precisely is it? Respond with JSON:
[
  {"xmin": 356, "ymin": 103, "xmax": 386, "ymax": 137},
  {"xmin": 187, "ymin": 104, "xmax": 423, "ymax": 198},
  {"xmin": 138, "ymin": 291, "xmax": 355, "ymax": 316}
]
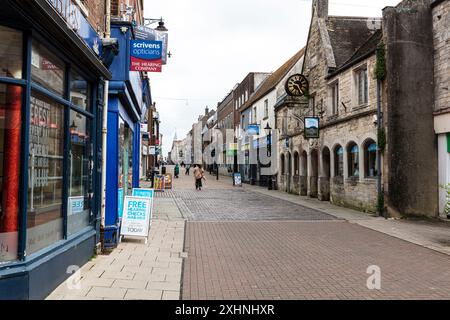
[
  {"xmin": 121, "ymin": 196, "xmax": 152, "ymax": 242},
  {"xmin": 46, "ymin": 0, "xmax": 101, "ymax": 56},
  {"xmin": 233, "ymin": 173, "xmax": 242, "ymax": 187},
  {"xmin": 247, "ymin": 124, "xmax": 260, "ymax": 136},
  {"xmin": 135, "ymin": 25, "xmax": 169, "ymax": 65},
  {"xmin": 130, "ymin": 40, "xmax": 162, "ymax": 72},
  {"xmin": 304, "ymin": 117, "xmax": 320, "ymax": 139}
]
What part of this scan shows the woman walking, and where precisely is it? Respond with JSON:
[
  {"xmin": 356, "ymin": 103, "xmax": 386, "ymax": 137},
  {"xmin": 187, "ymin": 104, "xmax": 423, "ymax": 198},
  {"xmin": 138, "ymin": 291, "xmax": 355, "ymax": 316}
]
[
  {"xmin": 174, "ymin": 163, "xmax": 180, "ymax": 178},
  {"xmin": 193, "ymin": 164, "xmax": 205, "ymax": 191}
]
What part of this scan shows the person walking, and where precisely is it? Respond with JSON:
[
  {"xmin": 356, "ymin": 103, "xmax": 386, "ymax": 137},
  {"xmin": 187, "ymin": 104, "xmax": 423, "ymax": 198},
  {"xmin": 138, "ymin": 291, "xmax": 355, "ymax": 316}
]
[
  {"xmin": 185, "ymin": 164, "xmax": 190, "ymax": 175},
  {"xmin": 193, "ymin": 164, "xmax": 205, "ymax": 191},
  {"xmin": 174, "ymin": 163, "xmax": 180, "ymax": 178}
]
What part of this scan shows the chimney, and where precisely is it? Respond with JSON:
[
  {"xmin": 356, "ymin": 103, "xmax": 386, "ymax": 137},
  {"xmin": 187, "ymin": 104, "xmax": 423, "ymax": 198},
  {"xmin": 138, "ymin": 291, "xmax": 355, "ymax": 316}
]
[{"xmin": 313, "ymin": 0, "xmax": 328, "ymax": 19}]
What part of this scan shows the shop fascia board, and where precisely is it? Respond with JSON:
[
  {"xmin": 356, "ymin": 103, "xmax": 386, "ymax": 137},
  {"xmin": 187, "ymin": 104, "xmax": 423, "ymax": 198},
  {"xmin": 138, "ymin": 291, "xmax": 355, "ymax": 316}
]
[
  {"xmin": 19, "ymin": 0, "xmax": 111, "ymax": 80},
  {"xmin": 109, "ymin": 81, "xmax": 141, "ymax": 122}
]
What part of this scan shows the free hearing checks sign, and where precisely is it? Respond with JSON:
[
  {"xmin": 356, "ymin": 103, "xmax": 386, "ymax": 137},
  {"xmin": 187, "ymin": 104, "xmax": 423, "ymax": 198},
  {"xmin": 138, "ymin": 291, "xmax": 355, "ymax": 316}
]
[{"xmin": 130, "ymin": 40, "xmax": 163, "ymax": 72}]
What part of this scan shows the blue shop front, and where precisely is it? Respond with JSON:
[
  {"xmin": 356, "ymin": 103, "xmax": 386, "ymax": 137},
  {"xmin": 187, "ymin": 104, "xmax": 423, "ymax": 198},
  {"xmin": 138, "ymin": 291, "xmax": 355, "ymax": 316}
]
[
  {"xmin": 104, "ymin": 21, "xmax": 151, "ymax": 247},
  {"xmin": 0, "ymin": 0, "xmax": 111, "ymax": 299}
]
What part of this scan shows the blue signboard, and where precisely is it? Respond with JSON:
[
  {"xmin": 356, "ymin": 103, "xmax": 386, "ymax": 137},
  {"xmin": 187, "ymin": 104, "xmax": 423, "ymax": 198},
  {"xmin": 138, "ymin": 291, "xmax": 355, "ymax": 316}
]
[
  {"xmin": 118, "ymin": 188, "xmax": 124, "ymax": 219},
  {"xmin": 132, "ymin": 188, "xmax": 154, "ymax": 199},
  {"xmin": 130, "ymin": 40, "xmax": 163, "ymax": 72},
  {"xmin": 247, "ymin": 124, "xmax": 260, "ymax": 135}
]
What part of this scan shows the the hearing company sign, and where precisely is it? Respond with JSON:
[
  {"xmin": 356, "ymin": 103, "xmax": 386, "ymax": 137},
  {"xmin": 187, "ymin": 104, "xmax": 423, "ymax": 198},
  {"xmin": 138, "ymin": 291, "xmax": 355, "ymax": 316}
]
[{"xmin": 130, "ymin": 40, "xmax": 163, "ymax": 72}]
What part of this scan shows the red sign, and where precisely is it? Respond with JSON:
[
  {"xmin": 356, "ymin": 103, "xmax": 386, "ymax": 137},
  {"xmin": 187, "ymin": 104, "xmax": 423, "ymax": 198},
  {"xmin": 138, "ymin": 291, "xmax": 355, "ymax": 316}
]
[{"xmin": 130, "ymin": 56, "xmax": 162, "ymax": 72}]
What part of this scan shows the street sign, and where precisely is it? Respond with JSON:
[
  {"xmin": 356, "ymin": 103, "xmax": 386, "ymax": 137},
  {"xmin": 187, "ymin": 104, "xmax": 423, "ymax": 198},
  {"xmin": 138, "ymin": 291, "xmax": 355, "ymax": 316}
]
[
  {"xmin": 121, "ymin": 196, "xmax": 152, "ymax": 243},
  {"xmin": 130, "ymin": 40, "xmax": 162, "ymax": 72}
]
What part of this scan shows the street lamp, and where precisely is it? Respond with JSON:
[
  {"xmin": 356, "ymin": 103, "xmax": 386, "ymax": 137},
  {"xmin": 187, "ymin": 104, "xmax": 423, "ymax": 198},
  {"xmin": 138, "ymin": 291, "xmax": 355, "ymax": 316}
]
[
  {"xmin": 144, "ymin": 17, "xmax": 168, "ymax": 32},
  {"xmin": 265, "ymin": 123, "xmax": 273, "ymax": 190}
]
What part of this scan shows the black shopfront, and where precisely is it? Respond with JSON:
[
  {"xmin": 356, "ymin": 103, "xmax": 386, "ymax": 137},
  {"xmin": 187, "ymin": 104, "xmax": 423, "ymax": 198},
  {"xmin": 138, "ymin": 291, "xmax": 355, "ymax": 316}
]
[{"xmin": 0, "ymin": 0, "xmax": 111, "ymax": 299}]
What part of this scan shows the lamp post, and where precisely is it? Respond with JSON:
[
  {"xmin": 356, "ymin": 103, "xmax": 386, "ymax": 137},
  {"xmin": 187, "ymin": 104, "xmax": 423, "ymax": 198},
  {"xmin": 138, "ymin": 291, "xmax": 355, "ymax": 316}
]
[
  {"xmin": 144, "ymin": 18, "xmax": 168, "ymax": 32},
  {"xmin": 265, "ymin": 123, "xmax": 273, "ymax": 190}
]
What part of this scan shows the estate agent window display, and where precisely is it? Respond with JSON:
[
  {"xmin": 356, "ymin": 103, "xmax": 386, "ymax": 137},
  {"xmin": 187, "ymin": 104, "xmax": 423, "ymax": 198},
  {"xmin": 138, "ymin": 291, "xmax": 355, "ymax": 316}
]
[{"xmin": 0, "ymin": 25, "xmax": 96, "ymax": 263}]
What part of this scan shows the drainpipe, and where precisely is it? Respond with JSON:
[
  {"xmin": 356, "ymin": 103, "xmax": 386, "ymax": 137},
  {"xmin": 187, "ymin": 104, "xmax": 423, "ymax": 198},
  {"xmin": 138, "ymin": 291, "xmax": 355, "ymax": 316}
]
[
  {"xmin": 100, "ymin": 0, "xmax": 111, "ymax": 251},
  {"xmin": 376, "ymin": 75, "xmax": 383, "ymax": 218}
]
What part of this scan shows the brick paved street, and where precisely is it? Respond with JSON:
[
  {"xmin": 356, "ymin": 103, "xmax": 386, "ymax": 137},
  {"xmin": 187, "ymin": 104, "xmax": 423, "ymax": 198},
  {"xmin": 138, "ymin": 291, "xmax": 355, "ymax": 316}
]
[{"xmin": 168, "ymin": 168, "xmax": 450, "ymax": 300}]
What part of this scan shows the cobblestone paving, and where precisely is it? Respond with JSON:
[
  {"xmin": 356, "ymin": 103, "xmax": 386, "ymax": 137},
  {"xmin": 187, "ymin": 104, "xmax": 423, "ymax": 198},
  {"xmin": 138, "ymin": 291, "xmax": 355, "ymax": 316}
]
[{"xmin": 172, "ymin": 189, "xmax": 337, "ymax": 221}]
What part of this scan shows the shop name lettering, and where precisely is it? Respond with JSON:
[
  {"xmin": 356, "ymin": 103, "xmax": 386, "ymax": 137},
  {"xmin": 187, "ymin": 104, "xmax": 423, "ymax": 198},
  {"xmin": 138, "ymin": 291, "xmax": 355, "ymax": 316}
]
[
  {"xmin": 29, "ymin": 97, "xmax": 50, "ymax": 188},
  {"xmin": 47, "ymin": 0, "xmax": 81, "ymax": 31},
  {"xmin": 126, "ymin": 201, "xmax": 147, "ymax": 220}
]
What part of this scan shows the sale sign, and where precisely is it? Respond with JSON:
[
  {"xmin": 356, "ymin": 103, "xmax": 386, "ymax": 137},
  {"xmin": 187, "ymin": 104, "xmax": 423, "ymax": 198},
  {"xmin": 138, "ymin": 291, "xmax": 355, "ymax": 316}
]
[{"xmin": 130, "ymin": 40, "xmax": 163, "ymax": 72}]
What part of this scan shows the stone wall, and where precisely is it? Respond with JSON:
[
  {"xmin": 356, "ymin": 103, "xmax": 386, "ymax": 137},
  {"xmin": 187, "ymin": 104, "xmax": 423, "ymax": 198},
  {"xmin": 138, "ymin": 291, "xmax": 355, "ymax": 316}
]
[{"xmin": 382, "ymin": 0, "xmax": 439, "ymax": 217}]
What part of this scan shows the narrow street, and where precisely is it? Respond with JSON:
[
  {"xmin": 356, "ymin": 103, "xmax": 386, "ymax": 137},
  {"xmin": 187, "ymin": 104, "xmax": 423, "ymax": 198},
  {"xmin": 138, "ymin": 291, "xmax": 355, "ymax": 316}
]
[{"xmin": 168, "ymin": 168, "xmax": 450, "ymax": 300}]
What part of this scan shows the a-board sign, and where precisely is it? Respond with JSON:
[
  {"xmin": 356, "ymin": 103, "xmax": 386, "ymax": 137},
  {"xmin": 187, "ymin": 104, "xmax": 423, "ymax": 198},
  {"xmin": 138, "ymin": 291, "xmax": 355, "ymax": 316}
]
[
  {"xmin": 154, "ymin": 175, "xmax": 166, "ymax": 191},
  {"xmin": 121, "ymin": 196, "xmax": 152, "ymax": 239},
  {"xmin": 233, "ymin": 173, "xmax": 242, "ymax": 187},
  {"xmin": 132, "ymin": 188, "xmax": 154, "ymax": 222},
  {"xmin": 164, "ymin": 174, "xmax": 173, "ymax": 189},
  {"xmin": 118, "ymin": 188, "xmax": 124, "ymax": 219}
]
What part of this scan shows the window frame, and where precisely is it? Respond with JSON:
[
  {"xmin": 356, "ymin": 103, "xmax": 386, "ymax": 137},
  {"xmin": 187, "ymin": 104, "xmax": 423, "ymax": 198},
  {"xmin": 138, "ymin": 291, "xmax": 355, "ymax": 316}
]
[
  {"xmin": 0, "ymin": 27, "xmax": 98, "ymax": 266},
  {"xmin": 354, "ymin": 65, "xmax": 368, "ymax": 107}
]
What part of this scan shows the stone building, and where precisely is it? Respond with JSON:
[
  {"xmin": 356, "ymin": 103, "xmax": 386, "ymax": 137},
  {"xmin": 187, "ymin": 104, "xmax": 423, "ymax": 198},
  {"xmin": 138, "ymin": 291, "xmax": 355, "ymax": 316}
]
[
  {"xmin": 432, "ymin": 0, "xmax": 450, "ymax": 218},
  {"xmin": 216, "ymin": 89, "xmax": 235, "ymax": 175},
  {"xmin": 276, "ymin": 0, "xmax": 442, "ymax": 218},
  {"xmin": 277, "ymin": 0, "xmax": 381, "ymax": 212},
  {"xmin": 239, "ymin": 47, "xmax": 305, "ymax": 187}
]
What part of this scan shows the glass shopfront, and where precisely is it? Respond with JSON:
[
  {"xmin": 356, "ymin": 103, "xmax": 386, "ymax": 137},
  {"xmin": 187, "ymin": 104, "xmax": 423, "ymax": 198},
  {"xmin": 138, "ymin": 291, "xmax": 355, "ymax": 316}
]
[
  {"xmin": 0, "ymin": 26, "xmax": 98, "ymax": 262},
  {"xmin": 118, "ymin": 117, "xmax": 133, "ymax": 198}
]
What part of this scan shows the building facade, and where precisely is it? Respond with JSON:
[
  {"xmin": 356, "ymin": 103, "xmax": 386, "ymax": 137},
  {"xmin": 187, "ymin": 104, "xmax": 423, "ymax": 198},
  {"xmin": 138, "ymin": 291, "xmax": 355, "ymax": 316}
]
[
  {"xmin": 0, "ymin": 0, "xmax": 111, "ymax": 299},
  {"xmin": 432, "ymin": 0, "xmax": 450, "ymax": 218}
]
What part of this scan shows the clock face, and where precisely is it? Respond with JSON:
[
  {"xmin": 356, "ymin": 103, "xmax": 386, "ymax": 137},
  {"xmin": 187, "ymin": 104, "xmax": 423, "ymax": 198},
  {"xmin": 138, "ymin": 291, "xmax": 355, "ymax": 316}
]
[{"xmin": 285, "ymin": 74, "xmax": 309, "ymax": 96}]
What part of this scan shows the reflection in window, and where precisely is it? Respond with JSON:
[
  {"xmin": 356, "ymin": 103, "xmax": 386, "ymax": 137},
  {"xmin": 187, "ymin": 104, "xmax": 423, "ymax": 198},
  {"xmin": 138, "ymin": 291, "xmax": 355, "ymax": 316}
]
[
  {"xmin": 365, "ymin": 141, "xmax": 377, "ymax": 178},
  {"xmin": 348, "ymin": 143, "xmax": 359, "ymax": 177},
  {"xmin": 70, "ymin": 71, "xmax": 90, "ymax": 111},
  {"xmin": 0, "ymin": 26, "xmax": 22, "ymax": 79},
  {"xmin": 68, "ymin": 111, "xmax": 93, "ymax": 236},
  {"xmin": 334, "ymin": 146, "xmax": 344, "ymax": 177},
  {"xmin": 27, "ymin": 91, "xmax": 64, "ymax": 254},
  {"xmin": 0, "ymin": 84, "xmax": 22, "ymax": 262},
  {"xmin": 31, "ymin": 41, "xmax": 65, "ymax": 96}
]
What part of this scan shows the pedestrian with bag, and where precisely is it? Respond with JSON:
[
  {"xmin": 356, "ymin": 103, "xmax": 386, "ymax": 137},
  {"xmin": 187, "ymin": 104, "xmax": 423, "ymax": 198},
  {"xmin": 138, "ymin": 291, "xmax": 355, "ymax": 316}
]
[{"xmin": 193, "ymin": 164, "xmax": 205, "ymax": 191}]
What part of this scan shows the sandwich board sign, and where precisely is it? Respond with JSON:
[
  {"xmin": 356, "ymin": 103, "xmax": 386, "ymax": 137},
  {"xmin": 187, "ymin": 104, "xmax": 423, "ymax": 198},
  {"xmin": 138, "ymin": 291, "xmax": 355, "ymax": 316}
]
[
  {"xmin": 132, "ymin": 188, "xmax": 154, "ymax": 221},
  {"xmin": 120, "ymin": 196, "xmax": 152, "ymax": 243},
  {"xmin": 233, "ymin": 173, "xmax": 242, "ymax": 187}
]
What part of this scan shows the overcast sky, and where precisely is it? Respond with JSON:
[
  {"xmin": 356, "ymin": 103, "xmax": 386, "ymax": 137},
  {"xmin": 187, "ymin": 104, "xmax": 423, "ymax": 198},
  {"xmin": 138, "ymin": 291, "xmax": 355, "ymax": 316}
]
[{"xmin": 144, "ymin": 0, "xmax": 401, "ymax": 156}]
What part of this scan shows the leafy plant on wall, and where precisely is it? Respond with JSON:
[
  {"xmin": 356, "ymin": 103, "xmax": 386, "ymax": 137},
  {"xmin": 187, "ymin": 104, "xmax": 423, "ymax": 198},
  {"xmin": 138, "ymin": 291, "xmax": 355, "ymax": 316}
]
[{"xmin": 441, "ymin": 183, "xmax": 450, "ymax": 218}]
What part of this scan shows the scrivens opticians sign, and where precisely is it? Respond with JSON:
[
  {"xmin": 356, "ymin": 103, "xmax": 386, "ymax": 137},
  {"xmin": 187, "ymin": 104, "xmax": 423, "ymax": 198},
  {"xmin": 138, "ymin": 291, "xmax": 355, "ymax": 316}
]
[{"xmin": 130, "ymin": 40, "xmax": 163, "ymax": 72}]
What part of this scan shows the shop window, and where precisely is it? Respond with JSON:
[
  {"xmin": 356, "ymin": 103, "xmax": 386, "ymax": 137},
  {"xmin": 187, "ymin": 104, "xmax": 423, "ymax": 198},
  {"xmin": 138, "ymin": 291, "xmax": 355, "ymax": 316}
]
[
  {"xmin": 347, "ymin": 142, "xmax": 360, "ymax": 177},
  {"xmin": 334, "ymin": 145, "xmax": 344, "ymax": 177},
  {"xmin": 70, "ymin": 71, "xmax": 91, "ymax": 112},
  {"xmin": 355, "ymin": 67, "xmax": 368, "ymax": 106},
  {"xmin": 329, "ymin": 81, "xmax": 339, "ymax": 115},
  {"xmin": 67, "ymin": 111, "xmax": 93, "ymax": 236},
  {"xmin": 31, "ymin": 41, "xmax": 65, "ymax": 96},
  {"xmin": 0, "ymin": 84, "xmax": 22, "ymax": 262},
  {"xmin": 119, "ymin": 117, "xmax": 133, "ymax": 198},
  {"xmin": 27, "ymin": 91, "xmax": 64, "ymax": 255},
  {"xmin": 0, "ymin": 26, "xmax": 22, "ymax": 79},
  {"xmin": 364, "ymin": 140, "xmax": 377, "ymax": 178}
]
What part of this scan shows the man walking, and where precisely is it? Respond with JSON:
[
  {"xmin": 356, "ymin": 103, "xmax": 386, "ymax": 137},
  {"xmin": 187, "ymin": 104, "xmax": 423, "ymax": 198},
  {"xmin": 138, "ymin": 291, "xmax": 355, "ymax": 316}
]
[{"xmin": 193, "ymin": 164, "xmax": 205, "ymax": 191}]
